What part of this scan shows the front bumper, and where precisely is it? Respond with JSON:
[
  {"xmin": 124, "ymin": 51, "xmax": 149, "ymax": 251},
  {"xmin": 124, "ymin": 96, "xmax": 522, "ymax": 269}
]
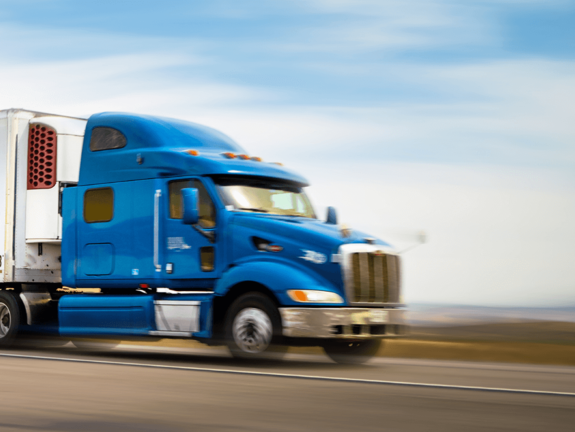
[{"xmin": 279, "ymin": 307, "xmax": 407, "ymax": 339}]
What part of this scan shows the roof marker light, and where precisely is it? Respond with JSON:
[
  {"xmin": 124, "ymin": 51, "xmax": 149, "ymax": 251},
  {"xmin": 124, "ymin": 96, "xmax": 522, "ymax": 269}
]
[
  {"xmin": 272, "ymin": 162, "xmax": 283, "ymax": 166},
  {"xmin": 238, "ymin": 154, "xmax": 250, "ymax": 160},
  {"xmin": 222, "ymin": 152, "xmax": 236, "ymax": 159},
  {"xmin": 251, "ymin": 156, "xmax": 262, "ymax": 162},
  {"xmin": 186, "ymin": 150, "xmax": 199, "ymax": 156}
]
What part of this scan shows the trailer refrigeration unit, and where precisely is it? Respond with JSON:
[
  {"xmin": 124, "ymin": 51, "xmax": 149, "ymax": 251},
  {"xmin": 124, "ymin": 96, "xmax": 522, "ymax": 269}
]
[{"xmin": 0, "ymin": 108, "xmax": 406, "ymax": 363}]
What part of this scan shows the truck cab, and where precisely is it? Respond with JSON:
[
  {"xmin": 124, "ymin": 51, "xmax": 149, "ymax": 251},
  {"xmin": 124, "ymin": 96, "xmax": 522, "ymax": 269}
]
[{"xmin": 0, "ymin": 109, "xmax": 406, "ymax": 364}]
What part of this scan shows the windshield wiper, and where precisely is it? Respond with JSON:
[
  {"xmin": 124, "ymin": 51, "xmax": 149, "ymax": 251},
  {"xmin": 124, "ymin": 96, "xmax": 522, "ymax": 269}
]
[{"xmin": 236, "ymin": 207, "xmax": 269, "ymax": 213}]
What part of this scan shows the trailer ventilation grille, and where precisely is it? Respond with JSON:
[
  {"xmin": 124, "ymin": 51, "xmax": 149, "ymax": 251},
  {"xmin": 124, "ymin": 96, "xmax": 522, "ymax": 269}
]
[
  {"xmin": 27, "ymin": 124, "xmax": 57, "ymax": 189},
  {"xmin": 344, "ymin": 251, "xmax": 401, "ymax": 305}
]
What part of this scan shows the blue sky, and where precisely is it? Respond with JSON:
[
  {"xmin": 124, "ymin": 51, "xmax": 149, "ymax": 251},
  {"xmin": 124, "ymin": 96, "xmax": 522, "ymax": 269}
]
[{"xmin": 2, "ymin": 0, "xmax": 575, "ymax": 305}]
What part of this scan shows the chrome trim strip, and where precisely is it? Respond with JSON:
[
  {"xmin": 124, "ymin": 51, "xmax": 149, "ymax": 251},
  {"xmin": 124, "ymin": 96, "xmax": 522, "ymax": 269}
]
[
  {"xmin": 149, "ymin": 331, "xmax": 193, "ymax": 337},
  {"xmin": 153, "ymin": 189, "xmax": 161, "ymax": 272},
  {"xmin": 359, "ymin": 252, "xmax": 368, "ymax": 302},
  {"xmin": 388, "ymin": 255, "xmax": 397, "ymax": 303},
  {"xmin": 156, "ymin": 288, "xmax": 214, "ymax": 295},
  {"xmin": 374, "ymin": 255, "xmax": 384, "ymax": 302},
  {"xmin": 154, "ymin": 300, "xmax": 201, "ymax": 306}
]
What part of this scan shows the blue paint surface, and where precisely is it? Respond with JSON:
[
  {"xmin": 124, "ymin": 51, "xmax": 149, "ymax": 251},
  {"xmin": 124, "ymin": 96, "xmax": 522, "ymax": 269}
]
[
  {"xmin": 59, "ymin": 295, "xmax": 156, "ymax": 336},
  {"xmin": 82, "ymin": 243, "xmax": 114, "ymax": 275}
]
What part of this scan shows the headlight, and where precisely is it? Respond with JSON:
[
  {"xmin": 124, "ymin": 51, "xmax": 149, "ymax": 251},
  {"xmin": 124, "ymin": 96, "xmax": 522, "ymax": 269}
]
[{"xmin": 287, "ymin": 290, "xmax": 344, "ymax": 304}]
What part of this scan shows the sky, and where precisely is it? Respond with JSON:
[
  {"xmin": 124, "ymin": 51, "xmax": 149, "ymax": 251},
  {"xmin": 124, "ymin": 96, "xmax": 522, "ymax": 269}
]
[{"xmin": 1, "ymin": 0, "xmax": 574, "ymax": 306}]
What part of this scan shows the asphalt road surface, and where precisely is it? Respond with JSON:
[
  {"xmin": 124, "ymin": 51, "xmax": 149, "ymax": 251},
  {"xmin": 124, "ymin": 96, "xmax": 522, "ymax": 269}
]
[{"xmin": 0, "ymin": 342, "xmax": 574, "ymax": 431}]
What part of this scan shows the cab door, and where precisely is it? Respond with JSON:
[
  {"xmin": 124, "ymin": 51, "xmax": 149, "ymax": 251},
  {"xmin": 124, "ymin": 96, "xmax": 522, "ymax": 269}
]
[{"xmin": 162, "ymin": 178, "xmax": 219, "ymax": 290}]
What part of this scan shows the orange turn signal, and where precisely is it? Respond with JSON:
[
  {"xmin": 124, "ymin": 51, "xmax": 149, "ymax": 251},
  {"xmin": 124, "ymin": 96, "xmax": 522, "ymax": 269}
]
[{"xmin": 291, "ymin": 290, "xmax": 308, "ymax": 302}]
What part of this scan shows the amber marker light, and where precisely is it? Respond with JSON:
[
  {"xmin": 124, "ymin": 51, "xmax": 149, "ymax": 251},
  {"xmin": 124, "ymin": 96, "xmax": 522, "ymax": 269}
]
[
  {"xmin": 238, "ymin": 154, "xmax": 250, "ymax": 160},
  {"xmin": 186, "ymin": 150, "xmax": 199, "ymax": 156},
  {"xmin": 251, "ymin": 156, "xmax": 262, "ymax": 162},
  {"xmin": 222, "ymin": 152, "xmax": 236, "ymax": 159},
  {"xmin": 272, "ymin": 162, "xmax": 283, "ymax": 166},
  {"xmin": 291, "ymin": 290, "xmax": 308, "ymax": 302},
  {"xmin": 287, "ymin": 290, "xmax": 344, "ymax": 304}
]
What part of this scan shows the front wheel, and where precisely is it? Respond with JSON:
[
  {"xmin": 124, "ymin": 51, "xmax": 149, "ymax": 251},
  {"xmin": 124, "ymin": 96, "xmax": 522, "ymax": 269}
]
[
  {"xmin": 0, "ymin": 291, "xmax": 21, "ymax": 348},
  {"xmin": 225, "ymin": 292, "xmax": 287, "ymax": 361},
  {"xmin": 323, "ymin": 339, "xmax": 382, "ymax": 365}
]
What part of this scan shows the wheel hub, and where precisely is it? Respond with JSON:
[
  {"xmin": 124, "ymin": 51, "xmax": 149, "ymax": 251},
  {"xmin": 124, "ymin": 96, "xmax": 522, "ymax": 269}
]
[
  {"xmin": 232, "ymin": 307, "xmax": 273, "ymax": 353},
  {"xmin": 0, "ymin": 303, "xmax": 11, "ymax": 338}
]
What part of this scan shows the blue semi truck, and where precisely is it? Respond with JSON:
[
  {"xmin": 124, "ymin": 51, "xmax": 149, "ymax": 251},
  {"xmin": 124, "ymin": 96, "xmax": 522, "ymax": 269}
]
[{"xmin": 0, "ymin": 108, "xmax": 406, "ymax": 363}]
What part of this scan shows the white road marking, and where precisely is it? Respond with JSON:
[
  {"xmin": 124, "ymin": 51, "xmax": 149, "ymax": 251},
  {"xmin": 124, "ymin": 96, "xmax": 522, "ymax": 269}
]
[{"xmin": 1, "ymin": 352, "xmax": 574, "ymax": 397}]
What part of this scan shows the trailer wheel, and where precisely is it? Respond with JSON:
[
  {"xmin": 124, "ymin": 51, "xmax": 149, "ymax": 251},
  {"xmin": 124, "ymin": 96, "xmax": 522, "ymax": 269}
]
[
  {"xmin": 0, "ymin": 291, "xmax": 21, "ymax": 348},
  {"xmin": 322, "ymin": 339, "xmax": 382, "ymax": 365},
  {"xmin": 225, "ymin": 292, "xmax": 287, "ymax": 361}
]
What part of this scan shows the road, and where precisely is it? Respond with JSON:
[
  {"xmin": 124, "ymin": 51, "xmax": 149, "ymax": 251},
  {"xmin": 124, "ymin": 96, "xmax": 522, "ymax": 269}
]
[{"xmin": 0, "ymin": 342, "xmax": 574, "ymax": 431}]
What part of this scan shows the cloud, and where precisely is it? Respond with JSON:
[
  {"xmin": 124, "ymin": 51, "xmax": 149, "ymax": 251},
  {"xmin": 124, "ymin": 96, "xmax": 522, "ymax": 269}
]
[
  {"xmin": 268, "ymin": 0, "xmax": 564, "ymax": 54},
  {"xmin": 0, "ymin": 52, "xmax": 278, "ymax": 117},
  {"xmin": 178, "ymin": 59, "xmax": 575, "ymax": 170}
]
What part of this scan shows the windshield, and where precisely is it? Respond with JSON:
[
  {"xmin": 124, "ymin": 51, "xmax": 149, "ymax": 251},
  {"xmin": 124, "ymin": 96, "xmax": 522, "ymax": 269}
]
[{"xmin": 215, "ymin": 177, "xmax": 316, "ymax": 218}]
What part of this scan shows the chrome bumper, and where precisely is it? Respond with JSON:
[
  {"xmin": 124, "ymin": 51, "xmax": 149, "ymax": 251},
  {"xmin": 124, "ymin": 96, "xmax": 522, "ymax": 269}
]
[{"xmin": 279, "ymin": 307, "xmax": 407, "ymax": 339}]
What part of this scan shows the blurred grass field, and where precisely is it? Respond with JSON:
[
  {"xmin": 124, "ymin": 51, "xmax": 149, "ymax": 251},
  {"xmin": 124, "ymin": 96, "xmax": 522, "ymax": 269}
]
[{"xmin": 380, "ymin": 321, "xmax": 575, "ymax": 366}]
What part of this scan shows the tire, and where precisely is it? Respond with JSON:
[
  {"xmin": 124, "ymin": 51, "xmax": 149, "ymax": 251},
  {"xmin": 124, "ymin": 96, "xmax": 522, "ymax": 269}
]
[
  {"xmin": 323, "ymin": 339, "xmax": 382, "ymax": 365},
  {"xmin": 0, "ymin": 291, "xmax": 21, "ymax": 348},
  {"xmin": 225, "ymin": 292, "xmax": 287, "ymax": 361}
]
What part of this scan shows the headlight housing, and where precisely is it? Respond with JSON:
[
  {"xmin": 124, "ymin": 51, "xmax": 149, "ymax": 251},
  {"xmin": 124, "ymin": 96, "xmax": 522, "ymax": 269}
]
[{"xmin": 287, "ymin": 290, "xmax": 344, "ymax": 304}]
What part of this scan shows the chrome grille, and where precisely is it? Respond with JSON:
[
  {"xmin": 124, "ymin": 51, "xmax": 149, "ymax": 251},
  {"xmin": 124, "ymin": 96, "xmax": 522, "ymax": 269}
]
[{"xmin": 348, "ymin": 252, "xmax": 401, "ymax": 304}]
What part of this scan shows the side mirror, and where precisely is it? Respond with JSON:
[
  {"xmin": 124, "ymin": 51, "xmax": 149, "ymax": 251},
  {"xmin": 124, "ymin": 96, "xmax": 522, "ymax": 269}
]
[
  {"xmin": 326, "ymin": 206, "xmax": 338, "ymax": 225},
  {"xmin": 182, "ymin": 188, "xmax": 199, "ymax": 225}
]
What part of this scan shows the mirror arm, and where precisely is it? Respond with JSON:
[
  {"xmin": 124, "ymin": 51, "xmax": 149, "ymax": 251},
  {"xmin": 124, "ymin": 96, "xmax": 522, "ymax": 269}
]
[{"xmin": 192, "ymin": 224, "xmax": 216, "ymax": 243}]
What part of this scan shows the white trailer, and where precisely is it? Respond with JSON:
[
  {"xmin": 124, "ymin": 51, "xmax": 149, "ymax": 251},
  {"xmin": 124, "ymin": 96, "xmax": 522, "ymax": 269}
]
[{"xmin": 0, "ymin": 109, "xmax": 86, "ymax": 284}]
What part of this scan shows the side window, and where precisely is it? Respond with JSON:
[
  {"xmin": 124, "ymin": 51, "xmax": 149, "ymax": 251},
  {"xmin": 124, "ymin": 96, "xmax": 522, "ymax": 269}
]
[
  {"xmin": 168, "ymin": 179, "xmax": 216, "ymax": 228},
  {"xmin": 84, "ymin": 188, "xmax": 114, "ymax": 223},
  {"xmin": 90, "ymin": 127, "xmax": 127, "ymax": 152},
  {"xmin": 169, "ymin": 180, "xmax": 192, "ymax": 219}
]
